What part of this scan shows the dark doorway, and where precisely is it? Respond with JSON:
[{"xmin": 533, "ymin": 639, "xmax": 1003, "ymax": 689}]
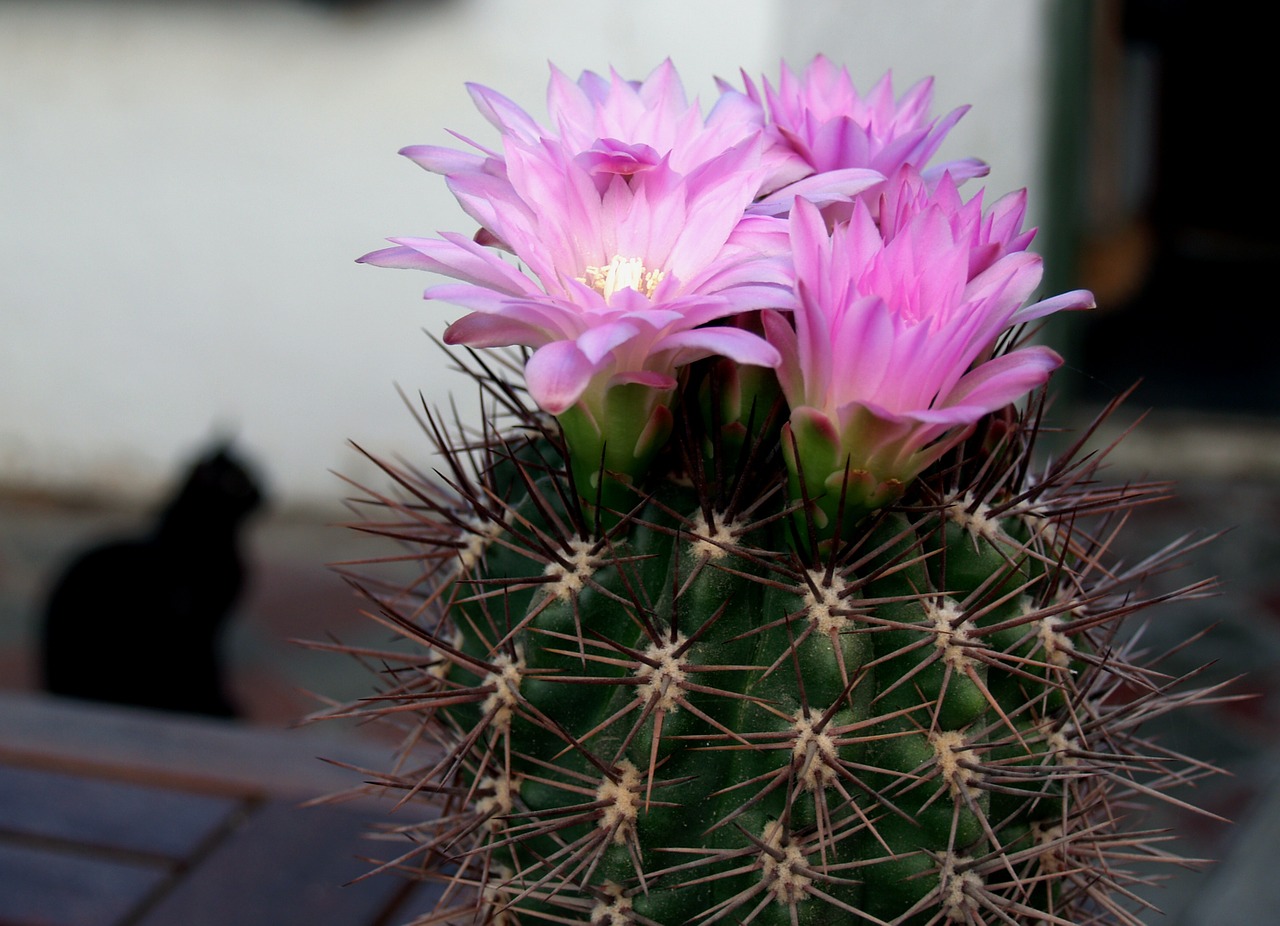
[{"xmin": 1072, "ymin": 1, "xmax": 1279, "ymax": 414}]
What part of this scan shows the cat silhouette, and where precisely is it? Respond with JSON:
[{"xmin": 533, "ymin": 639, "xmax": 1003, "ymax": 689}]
[{"xmin": 41, "ymin": 442, "xmax": 265, "ymax": 717}]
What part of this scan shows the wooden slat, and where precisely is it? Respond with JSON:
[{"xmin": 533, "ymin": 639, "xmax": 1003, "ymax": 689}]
[
  {"xmin": 0, "ymin": 841, "xmax": 169, "ymax": 926},
  {"xmin": 133, "ymin": 799, "xmax": 409, "ymax": 926},
  {"xmin": 0, "ymin": 765, "xmax": 239, "ymax": 859},
  {"xmin": 0, "ymin": 691, "xmax": 396, "ymax": 800}
]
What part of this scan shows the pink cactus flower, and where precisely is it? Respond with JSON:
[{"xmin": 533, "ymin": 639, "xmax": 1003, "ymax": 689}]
[
  {"xmin": 765, "ymin": 175, "xmax": 1093, "ymax": 523},
  {"xmin": 358, "ymin": 65, "xmax": 816, "ymax": 497},
  {"xmin": 361, "ymin": 137, "xmax": 788, "ymax": 417},
  {"xmin": 400, "ymin": 60, "xmax": 816, "ymax": 220},
  {"xmin": 404, "ymin": 60, "xmax": 881, "ymax": 231},
  {"xmin": 725, "ymin": 56, "xmax": 989, "ymax": 216}
]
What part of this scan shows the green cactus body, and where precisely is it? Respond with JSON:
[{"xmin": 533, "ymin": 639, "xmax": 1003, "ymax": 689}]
[{"xmin": 325, "ymin": 386, "xmax": 1218, "ymax": 926}]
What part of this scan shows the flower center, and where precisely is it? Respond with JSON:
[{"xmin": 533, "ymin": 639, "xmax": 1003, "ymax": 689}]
[{"xmin": 580, "ymin": 255, "xmax": 665, "ymax": 300}]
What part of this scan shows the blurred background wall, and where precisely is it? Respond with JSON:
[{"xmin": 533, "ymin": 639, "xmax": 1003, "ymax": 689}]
[{"xmin": 1, "ymin": 0, "xmax": 1056, "ymax": 512}]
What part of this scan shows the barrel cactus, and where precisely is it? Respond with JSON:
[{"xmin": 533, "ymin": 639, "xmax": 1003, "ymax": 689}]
[{"xmin": 325, "ymin": 58, "xmax": 1222, "ymax": 925}]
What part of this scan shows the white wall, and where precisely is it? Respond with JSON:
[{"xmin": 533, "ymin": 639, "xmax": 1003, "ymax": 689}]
[{"xmin": 0, "ymin": 0, "xmax": 1052, "ymax": 512}]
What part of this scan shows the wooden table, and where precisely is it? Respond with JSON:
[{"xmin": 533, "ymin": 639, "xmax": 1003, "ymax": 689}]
[{"xmin": 0, "ymin": 692, "xmax": 442, "ymax": 926}]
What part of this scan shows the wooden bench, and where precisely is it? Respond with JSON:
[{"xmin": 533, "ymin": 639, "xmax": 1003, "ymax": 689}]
[{"xmin": 0, "ymin": 692, "xmax": 442, "ymax": 926}]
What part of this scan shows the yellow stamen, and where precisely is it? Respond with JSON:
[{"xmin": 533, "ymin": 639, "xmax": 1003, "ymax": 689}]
[{"xmin": 580, "ymin": 255, "xmax": 666, "ymax": 300}]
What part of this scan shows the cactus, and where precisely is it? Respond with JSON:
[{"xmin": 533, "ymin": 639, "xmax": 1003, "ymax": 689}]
[{"xmin": 321, "ymin": 59, "xmax": 1225, "ymax": 925}]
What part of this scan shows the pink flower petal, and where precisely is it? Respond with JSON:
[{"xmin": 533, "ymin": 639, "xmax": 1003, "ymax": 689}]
[
  {"xmin": 399, "ymin": 145, "xmax": 487, "ymax": 175},
  {"xmin": 524, "ymin": 340, "xmax": 601, "ymax": 415},
  {"xmin": 394, "ymin": 233, "xmax": 542, "ymax": 295},
  {"xmin": 654, "ymin": 325, "xmax": 782, "ymax": 369},
  {"xmin": 609, "ymin": 369, "xmax": 678, "ymax": 390},
  {"xmin": 938, "ymin": 346, "xmax": 1062, "ymax": 414},
  {"xmin": 761, "ymin": 309, "xmax": 804, "ymax": 407},
  {"xmin": 1011, "ymin": 288, "xmax": 1095, "ymax": 325},
  {"xmin": 748, "ymin": 168, "xmax": 885, "ymax": 216},
  {"xmin": 577, "ymin": 321, "xmax": 640, "ymax": 364},
  {"xmin": 442, "ymin": 312, "xmax": 549, "ymax": 350},
  {"xmin": 465, "ymin": 82, "xmax": 544, "ymax": 140}
]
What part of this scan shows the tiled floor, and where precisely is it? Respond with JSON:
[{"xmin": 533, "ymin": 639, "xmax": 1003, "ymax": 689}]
[{"xmin": 2, "ymin": 405, "xmax": 1279, "ymax": 924}]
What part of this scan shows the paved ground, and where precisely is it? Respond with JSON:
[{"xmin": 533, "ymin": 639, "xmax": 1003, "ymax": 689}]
[{"xmin": 2, "ymin": 405, "xmax": 1279, "ymax": 924}]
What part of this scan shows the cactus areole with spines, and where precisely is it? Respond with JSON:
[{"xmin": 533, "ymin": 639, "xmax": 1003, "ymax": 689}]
[{"xmin": 328, "ymin": 58, "xmax": 1224, "ymax": 925}]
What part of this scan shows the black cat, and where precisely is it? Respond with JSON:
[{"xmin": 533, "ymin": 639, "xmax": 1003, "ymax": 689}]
[{"xmin": 41, "ymin": 442, "xmax": 265, "ymax": 717}]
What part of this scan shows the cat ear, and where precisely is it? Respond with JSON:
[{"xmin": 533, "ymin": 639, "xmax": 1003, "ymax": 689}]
[{"xmin": 205, "ymin": 420, "xmax": 242, "ymax": 459}]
